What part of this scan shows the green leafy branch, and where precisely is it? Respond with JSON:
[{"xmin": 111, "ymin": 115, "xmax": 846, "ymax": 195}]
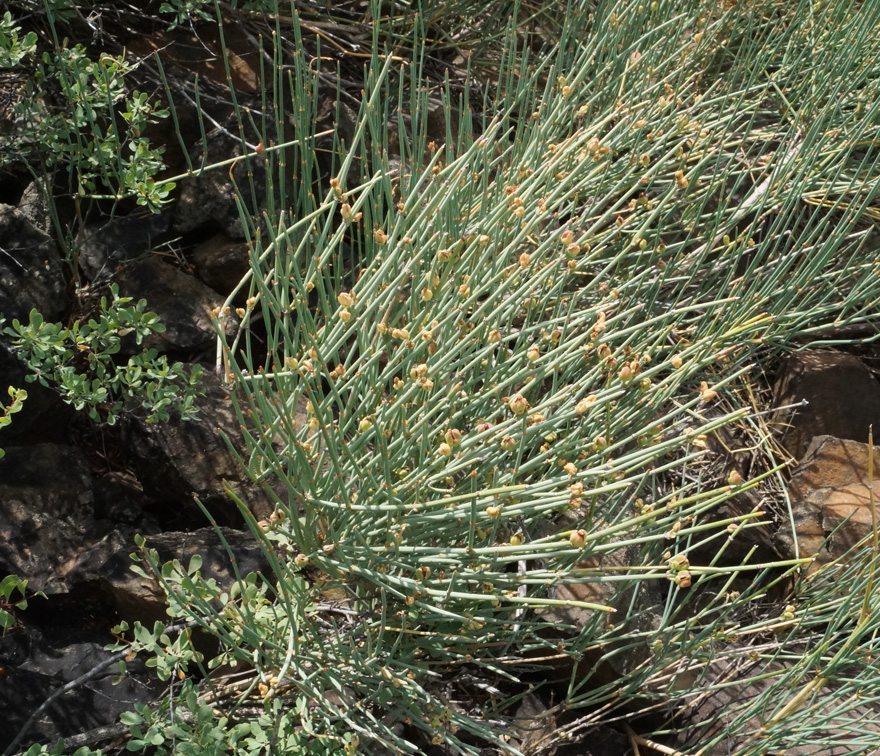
[
  {"xmin": 0, "ymin": 385, "xmax": 27, "ymax": 459},
  {"xmin": 0, "ymin": 11, "xmax": 36, "ymax": 67},
  {"xmin": 2, "ymin": 285, "xmax": 203, "ymax": 425},
  {"xmin": 0, "ymin": 574, "xmax": 45, "ymax": 635},
  {"xmin": 0, "ymin": 13, "xmax": 174, "ymax": 211}
]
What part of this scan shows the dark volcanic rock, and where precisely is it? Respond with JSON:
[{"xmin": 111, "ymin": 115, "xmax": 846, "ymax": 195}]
[
  {"xmin": 172, "ymin": 132, "xmax": 267, "ymax": 239},
  {"xmin": 0, "ymin": 341, "xmax": 76, "ymax": 444},
  {"xmin": 0, "ymin": 444, "xmax": 101, "ymax": 594},
  {"xmin": 114, "ymin": 256, "xmax": 226, "ymax": 352},
  {"xmin": 119, "ymin": 370, "xmax": 276, "ymax": 528},
  {"xmin": 0, "ymin": 445, "xmax": 155, "ymax": 596},
  {"xmin": 0, "ymin": 626, "xmax": 162, "ymax": 753},
  {"xmin": 76, "ymin": 211, "xmax": 174, "ymax": 281},
  {"xmin": 0, "ymin": 203, "xmax": 68, "ymax": 323}
]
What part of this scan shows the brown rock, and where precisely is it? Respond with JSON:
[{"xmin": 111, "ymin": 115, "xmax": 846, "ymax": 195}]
[
  {"xmin": 513, "ymin": 693, "xmax": 558, "ymax": 755},
  {"xmin": 127, "ymin": 24, "xmax": 259, "ymax": 94},
  {"xmin": 776, "ymin": 435, "xmax": 880, "ymax": 569},
  {"xmin": 99, "ymin": 527, "xmax": 270, "ymax": 625},
  {"xmin": 190, "ymin": 232, "xmax": 249, "ymax": 298},
  {"xmin": 537, "ymin": 518, "xmax": 664, "ymax": 680},
  {"xmin": 772, "ymin": 350, "xmax": 880, "ymax": 459}
]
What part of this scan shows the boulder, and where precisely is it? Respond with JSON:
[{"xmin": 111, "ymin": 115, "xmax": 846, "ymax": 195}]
[
  {"xmin": 772, "ymin": 350, "xmax": 880, "ymax": 459},
  {"xmin": 76, "ymin": 211, "xmax": 173, "ymax": 282},
  {"xmin": 776, "ymin": 435, "xmax": 880, "ymax": 569},
  {"xmin": 0, "ymin": 341, "xmax": 76, "ymax": 444},
  {"xmin": 119, "ymin": 370, "xmax": 277, "ymax": 528},
  {"xmin": 99, "ymin": 527, "xmax": 271, "ymax": 625},
  {"xmin": 114, "ymin": 256, "xmax": 227, "ymax": 352},
  {"xmin": 537, "ymin": 511, "xmax": 664, "ymax": 679},
  {"xmin": 0, "ymin": 444, "xmax": 155, "ymax": 596},
  {"xmin": 0, "ymin": 626, "xmax": 162, "ymax": 752},
  {"xmin": 0, "ymin": 444, "xmax": 102, "ymax": 594},
  {"xmin": 16, "ymin": 180, "xmax": 52, "ymax": 236},
  {"xmin": 0, "ymin": 203, "xmax": 68, "ymax": 323},
  {"xmin": 672, "ymin": 654, "xmax": 880, "ymax": 755},
  {"xmin": 190, "ymin": 232, "xmax": 250, "ymax": 299},
  {"xmin": 172, "ymin": 132, "xmax": 267, "ymax": 239},
  {"xmin": 510, "ymin": 691, "xmax": 630, "ymax": 755}
]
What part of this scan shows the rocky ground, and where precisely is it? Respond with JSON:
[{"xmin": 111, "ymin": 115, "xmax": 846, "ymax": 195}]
[
  {"xmin": 5, "ymin": 164, "xmax": 880, "ymax": 752},
  {"xmin": 2, "ymin": 10, "xmax": 880, "ymax": 756}
]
